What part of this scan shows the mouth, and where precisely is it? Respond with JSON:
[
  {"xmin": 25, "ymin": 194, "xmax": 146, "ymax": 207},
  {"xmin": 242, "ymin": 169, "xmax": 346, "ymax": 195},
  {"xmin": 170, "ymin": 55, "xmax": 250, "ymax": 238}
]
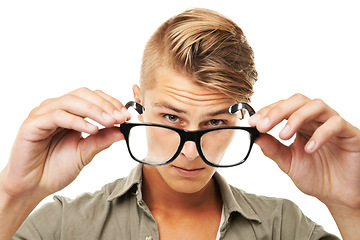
[{"xmin": 172, "ymin": 165, "xmax": 205, "ymax": 178}]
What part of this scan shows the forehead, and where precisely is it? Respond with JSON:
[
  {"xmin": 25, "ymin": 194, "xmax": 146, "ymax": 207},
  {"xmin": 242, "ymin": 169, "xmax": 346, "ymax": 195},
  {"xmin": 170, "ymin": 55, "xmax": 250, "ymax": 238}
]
[{"xmin": 143, "ymin": 67, "xmax": 235, "ymax": 113}]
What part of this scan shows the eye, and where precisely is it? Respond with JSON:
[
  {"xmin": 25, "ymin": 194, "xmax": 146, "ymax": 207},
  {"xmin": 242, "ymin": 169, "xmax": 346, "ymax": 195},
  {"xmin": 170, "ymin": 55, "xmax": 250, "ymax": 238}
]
[
  {"xmin": 164, "ymin": 114, "xmax": 180, "ymax": 123},
  {"xmin": 208, "ymin": 119, "xmax": 226, "ymax": 127}
]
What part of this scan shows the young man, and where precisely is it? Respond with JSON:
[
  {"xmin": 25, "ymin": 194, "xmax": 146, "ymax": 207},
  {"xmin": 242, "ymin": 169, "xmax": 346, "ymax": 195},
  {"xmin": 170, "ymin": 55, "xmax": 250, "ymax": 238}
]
[{"xmin": 1, "ymin": 8, "xmax": 360, "ymax": 239}]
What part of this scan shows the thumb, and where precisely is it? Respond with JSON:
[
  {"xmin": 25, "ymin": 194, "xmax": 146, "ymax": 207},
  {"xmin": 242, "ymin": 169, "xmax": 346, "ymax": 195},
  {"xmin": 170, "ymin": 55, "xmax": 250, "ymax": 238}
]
[
  {"xmin": 255, "ymin": 133, "xmax": 292, "ymax": 174},
  {"xmin": 79, "ymin": 127, "xmax": 124, "ymax": 167}
]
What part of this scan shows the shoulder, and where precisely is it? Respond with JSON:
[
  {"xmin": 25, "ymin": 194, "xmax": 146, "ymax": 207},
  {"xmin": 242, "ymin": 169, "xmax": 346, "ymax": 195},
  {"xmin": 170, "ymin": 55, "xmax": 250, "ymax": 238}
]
[
  {"xmin": 228, "ymin": 185, "xmax": 339, "ymax": 239},
  {"xmin": 230, "ymin": 185, "xmax": 300, "ymax": 217},
  {"xmin": 14, "ymin": 177, "xmax": 131, "ymax": 239},
  {"xmin": 53, "ymin": 177, "xmax": 127, "ymax": 212},
  {"xmin": 215, "ymin": 171, "xmax": 301, "ymax": 222},
  {"xmin": 49, "ymin": 163, "xmax": 144, "ymax": 212},
  {"xmin": 214, "ymin": 169, "xmax": 338, "ymax": 239},
  {"xmin": 228, "ymin": 184, "xmax": 303, "ymax": 224}
]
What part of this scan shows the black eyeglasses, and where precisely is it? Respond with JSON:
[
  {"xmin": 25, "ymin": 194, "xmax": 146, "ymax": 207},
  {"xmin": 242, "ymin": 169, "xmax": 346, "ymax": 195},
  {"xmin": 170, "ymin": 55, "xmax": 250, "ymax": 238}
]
[{"xmin": 120, "ymin": 101, "xmax": 259, "ymax": 167}]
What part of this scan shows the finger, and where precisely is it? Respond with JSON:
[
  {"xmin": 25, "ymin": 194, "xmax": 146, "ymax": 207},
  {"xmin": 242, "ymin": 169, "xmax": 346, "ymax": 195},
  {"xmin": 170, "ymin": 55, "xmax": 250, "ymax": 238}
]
[
  {"xmin": 23, "ymin": 110, "xmax": 99, "ymax": 141},
  {"xmin": 251, "ymin": 94, "xmax": 311, "ymax": 133},
  {"xmin": 279, "ymin": 98, "xmax": 339, "ymax": 140},
  {"xmin": 60, "ymin": 94, "xmax": 121, "ymax": 127},
  {"xmin": 78, "ymin": 127, "xmax": 124, "ymax": 167},
  {"xmin": 248, "ymin": 102, "xmax": 277, "ymax": 126},
  {"xmin": 33, "ymin": 94, "xmax": 119, "ymax": 128},
  {"xmin": 93, "ymin": 89, "xmax": 124, "ymax": 110},
  {"xmin": 70, "ymin": 88, "xmax": 130, "ymax": 123},
  {"xmin": 305, "ymin": 115, "xmax": 356, "ymax": 153},
  {"xmin": 93, "ymin": 89, "xmax": 132, "ymax": 121},
  {"xmin": 249, "ymin": 94, "xmax": 310, "ymax": 133},
  {"xmin": 34, "ymin": 88, "xmax": 129, "ymax": 126},
  {"xmin": 255, "ymin": 133, "xmax": 292, "ymax": 174},
  {"xmin": 249, "ymin": 96, "xmax": 299, "ymax": 122}
]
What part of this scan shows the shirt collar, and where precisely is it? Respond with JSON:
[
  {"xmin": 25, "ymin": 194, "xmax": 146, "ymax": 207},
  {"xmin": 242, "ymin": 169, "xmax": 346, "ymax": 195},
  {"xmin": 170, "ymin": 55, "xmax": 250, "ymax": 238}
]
[
  {"xmin": 213, "ymin": 171, "xmax": 261, "ymax": 223},
  {"xmin": 107, "ymin": 164, "xmax": 261, "ymax": 223},
  {"xmin": 107, "ymin": 164, "xmax": 143, "ymax": 201}
]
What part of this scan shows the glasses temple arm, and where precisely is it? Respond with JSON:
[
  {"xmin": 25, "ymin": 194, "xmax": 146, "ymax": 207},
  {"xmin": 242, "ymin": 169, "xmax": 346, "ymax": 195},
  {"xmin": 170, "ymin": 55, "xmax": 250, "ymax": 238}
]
[
  {"xmin": 229, "ymin": 103, "xmax": 256, "ymax": 117},
  {"xmin": 125, "ymin": 101, "xmax": 145, "ymax": 115},
  {"xmin": 125, "ymin": 101, "xmax": 256, "ymax": 117}
]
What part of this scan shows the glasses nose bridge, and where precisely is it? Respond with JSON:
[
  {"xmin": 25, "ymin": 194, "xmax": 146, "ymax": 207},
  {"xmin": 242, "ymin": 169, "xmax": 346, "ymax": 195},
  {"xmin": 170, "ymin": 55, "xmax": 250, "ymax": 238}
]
[
  {"xmin": 179, "ymin": 130, "xmax": 202, "ymax": 162},
  {"xmin": 180, "ymin": 130, "xmax": 204, "ymax": 157},
  {"xmin": 182, "ymin": 129, "xmax": 201, "ymax": 144}
]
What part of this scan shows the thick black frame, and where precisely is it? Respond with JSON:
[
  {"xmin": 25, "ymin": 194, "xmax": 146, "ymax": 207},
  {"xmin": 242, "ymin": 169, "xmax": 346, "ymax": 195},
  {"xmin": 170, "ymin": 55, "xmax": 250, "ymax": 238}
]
[{"xmin": 120, "ymin": 101, "xmax": 260, "ymax": 168}]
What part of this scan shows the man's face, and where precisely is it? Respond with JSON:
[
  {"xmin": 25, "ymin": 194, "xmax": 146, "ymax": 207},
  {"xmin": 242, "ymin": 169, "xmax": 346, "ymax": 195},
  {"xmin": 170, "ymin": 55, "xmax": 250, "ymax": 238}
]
[{"xmin": 137, "ymin": 67, "xmax": 238, "ymax": 194}]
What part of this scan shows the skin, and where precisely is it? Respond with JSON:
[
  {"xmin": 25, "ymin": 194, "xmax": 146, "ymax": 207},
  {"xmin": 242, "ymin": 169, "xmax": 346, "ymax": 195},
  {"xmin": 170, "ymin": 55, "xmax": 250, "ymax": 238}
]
[
  {"xmin": 0, "ymin": 67, "xmax": 359, "ymax": 239},
  {"xmin": 135, "ymin": 67, "xmax": 232, "ymax": 239},
  {"xmin": 248, "ymin": 94, "xmax": 360, "ymax": 239},
  {"xmin": 0, "ymin": 88, "xmax": 130, "ymax": 239}
]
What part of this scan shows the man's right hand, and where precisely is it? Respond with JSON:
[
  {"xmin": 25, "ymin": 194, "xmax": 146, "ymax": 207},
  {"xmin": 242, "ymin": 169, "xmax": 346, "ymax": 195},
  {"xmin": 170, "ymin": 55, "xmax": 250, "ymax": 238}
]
[{"xmin": 0, "ymin": 88, "xmax": 131, "ymax": 239}]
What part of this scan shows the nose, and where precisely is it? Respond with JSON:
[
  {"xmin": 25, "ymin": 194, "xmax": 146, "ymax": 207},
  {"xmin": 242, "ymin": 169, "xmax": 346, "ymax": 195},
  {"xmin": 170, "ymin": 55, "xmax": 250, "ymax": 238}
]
[{"xmin": 181, "ymin": 141, "xmax": 199, "ymax": 161}]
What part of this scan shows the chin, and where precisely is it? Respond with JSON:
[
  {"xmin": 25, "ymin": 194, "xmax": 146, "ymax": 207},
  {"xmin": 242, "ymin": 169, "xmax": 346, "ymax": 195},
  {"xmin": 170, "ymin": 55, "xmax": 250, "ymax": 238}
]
[{"xmin": 158, "ymin": 165, "xmax": 216, "ymax": 194}]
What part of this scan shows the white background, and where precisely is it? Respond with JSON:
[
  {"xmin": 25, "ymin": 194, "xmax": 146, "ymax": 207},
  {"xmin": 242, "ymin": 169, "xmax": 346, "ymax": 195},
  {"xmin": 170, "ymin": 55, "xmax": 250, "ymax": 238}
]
[{"xmin": 1, "ymin": 1, "xmax": 359, "ymax": 238}]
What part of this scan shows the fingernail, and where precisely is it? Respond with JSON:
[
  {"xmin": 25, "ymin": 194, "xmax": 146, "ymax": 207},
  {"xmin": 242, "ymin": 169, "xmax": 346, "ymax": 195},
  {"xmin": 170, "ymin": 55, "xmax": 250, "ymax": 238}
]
[
  {"xmin": 121, "ymin": 108, "xmax": 131, "ymax": 120},
  {"xmin": 259, "ymin": 117, "xmax": 270, "ymax": 128},
  {"xmin": 280, "ymin": 124, "xmax": 290, "ymax": 136},
  {"xmin": 306, "ymin": 140, "xmax": 316, "ymax": 152},
  {"xmin": 113, "ymin": 110, "xmax": 123, "ymax": 120},
  {"xmin": 249, "ymin": 113, "xmax": 261, "ymax": 124}
]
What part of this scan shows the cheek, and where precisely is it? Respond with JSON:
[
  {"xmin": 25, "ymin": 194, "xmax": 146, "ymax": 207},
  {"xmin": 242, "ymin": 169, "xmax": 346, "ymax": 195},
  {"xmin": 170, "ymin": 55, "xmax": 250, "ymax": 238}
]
[
  {"xmin": 146, "ymin": 127, "xmax": 181, "ymax": 163},
  {"xmin": 200, "ymin": 131, "xmax": 234, "ymax": 164}
]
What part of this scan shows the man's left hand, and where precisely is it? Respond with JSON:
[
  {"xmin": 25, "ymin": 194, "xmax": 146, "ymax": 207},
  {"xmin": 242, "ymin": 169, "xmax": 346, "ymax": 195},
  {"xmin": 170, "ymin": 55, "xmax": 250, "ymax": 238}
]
[{"xmin": 249, "ymin": 93, "xmax": 360, "ymax": 210}]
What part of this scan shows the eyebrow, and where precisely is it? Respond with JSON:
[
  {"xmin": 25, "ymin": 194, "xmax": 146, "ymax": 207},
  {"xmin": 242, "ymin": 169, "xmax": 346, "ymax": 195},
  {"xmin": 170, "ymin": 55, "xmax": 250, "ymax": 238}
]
[
  {"xmin": 207, "ymin": 108, "xmax": 230, "ymax": 117},
  {"xmin": 152, "ymin": 102, "xmax": 187, "ymax": 114},
  {"xmin": 152, "ymin": 102, "xmax": 231, "ymax": 117}
]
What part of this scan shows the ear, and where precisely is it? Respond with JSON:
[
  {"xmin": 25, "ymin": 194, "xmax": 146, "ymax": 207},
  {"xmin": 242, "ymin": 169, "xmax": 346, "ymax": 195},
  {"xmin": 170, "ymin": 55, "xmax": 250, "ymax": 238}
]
[
  {"xmin": 132, "ymin": 84, "xmax": 144, "ymax": 122},
  {"xmin": 132, "ymin": 84, "xmax": 141, "ymax": 104}
]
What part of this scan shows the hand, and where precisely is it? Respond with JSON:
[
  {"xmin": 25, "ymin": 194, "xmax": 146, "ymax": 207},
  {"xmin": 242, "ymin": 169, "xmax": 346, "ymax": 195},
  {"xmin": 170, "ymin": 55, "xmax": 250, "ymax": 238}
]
[
  {"xmin": 249, "ymin": 94, "xmax": 360, "ymax": 210},
  {"xmin": 0, "ymin": 88, "xmax": 131, "ymax": 200}
]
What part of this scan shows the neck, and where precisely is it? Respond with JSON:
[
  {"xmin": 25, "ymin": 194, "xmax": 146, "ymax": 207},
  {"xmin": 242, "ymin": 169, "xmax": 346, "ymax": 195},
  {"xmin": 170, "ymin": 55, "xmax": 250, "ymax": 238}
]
[{"xmin": 142, "ymin": 165, "xmax": 222, "ymax": 212}]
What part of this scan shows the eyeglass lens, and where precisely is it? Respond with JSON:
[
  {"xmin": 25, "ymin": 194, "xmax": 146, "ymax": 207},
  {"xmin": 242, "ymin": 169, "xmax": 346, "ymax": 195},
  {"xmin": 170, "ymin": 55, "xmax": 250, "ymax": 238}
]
[
  {"xmin": 127, "ymin": 125, "xmax": 251, "ymax": 167},
  {"xmin": 128, "ymin": 125, "xmax": 181, "ymax": 164},
  {"xmin": 201, "ymin": 128, "xmax": 251, "ymax": 166}
]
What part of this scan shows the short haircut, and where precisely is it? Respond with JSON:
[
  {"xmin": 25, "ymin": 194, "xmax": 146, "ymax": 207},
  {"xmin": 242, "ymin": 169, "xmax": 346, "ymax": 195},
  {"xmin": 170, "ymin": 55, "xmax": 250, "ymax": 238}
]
[{"xmin": 140, "ymin": 8, "xmax": 258, "ymax": 103}]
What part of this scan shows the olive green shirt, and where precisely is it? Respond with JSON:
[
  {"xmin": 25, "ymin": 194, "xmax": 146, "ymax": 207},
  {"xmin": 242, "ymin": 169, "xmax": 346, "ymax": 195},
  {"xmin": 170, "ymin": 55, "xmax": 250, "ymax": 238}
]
[{"xmin": 14, "ymin": 165, "xmax": 339, "ymax": 239}]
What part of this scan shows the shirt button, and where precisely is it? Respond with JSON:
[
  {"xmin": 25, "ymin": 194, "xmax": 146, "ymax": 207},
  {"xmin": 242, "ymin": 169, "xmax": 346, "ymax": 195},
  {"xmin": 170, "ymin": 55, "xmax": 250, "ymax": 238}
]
[{"xmin": 145, "ymin": 236, "xmax": 153, "ymax": 240}]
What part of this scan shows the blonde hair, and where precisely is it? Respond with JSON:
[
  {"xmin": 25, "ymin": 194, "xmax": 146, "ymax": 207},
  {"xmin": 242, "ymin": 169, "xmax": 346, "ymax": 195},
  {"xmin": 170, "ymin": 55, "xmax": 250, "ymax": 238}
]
[{"xmin": 140, "ymin": 8, "xmax": 258, "ymax": 102}]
